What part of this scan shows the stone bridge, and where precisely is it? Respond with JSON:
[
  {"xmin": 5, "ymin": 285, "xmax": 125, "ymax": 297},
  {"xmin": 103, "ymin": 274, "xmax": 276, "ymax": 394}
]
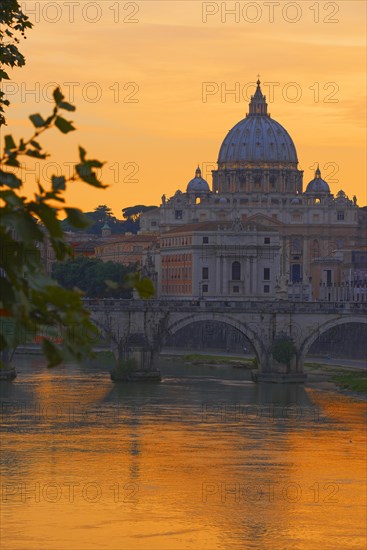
[{"xmin": 84, "ymin": 299, "xmax": 367, "ymax": 382}]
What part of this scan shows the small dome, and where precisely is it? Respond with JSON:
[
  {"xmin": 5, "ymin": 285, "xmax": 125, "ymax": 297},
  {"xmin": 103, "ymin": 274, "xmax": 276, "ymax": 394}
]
[
  {"xmin": 305, "ymin": 166, "xmax": 330, "ymax": 194},
  {"xmin": 186, "ymin": 166, "xmax": 210, "ymax": 194},
  {"xmin": 291, "ymin": 197, "xmax": 301, "ymax": 204},
  {"xmin": 218, "ymin": 196, "xmax": 228, "ymax": 204}
]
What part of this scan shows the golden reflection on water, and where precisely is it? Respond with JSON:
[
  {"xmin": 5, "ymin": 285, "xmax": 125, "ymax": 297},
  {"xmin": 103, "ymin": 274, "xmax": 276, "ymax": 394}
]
[{"xmin": 0, "ymin": 358, "xmax": 366, "ymax": 549}]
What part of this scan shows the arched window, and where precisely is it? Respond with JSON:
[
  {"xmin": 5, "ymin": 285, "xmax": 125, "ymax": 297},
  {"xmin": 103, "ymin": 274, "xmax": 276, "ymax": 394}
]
[{"xmin": 232, "ymin": 261, "xmax": 241, "ymax": 281}]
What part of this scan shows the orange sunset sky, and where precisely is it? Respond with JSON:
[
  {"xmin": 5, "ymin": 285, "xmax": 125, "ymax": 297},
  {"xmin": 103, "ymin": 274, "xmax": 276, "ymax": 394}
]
[{"xmin": 4, "ymin": 0, "xmax": 366, "ymax": 216}]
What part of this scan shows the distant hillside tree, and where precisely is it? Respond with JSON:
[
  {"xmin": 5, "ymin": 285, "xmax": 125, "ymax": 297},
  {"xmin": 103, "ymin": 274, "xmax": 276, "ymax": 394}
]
[
  {"xmin": 121, "ymin": 204, "xmax": 158, "ymax": 233},
  {"xmin": 52, "ymin": 257, "xmax": 136, "ymax": 298},
  {"xmin": 60, "ymin": 204, "xmax": 158, "ymax": 235}
]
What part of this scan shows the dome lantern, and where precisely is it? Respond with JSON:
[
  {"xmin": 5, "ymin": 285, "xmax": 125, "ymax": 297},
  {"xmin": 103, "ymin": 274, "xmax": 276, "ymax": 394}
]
[
  {"xmin": 186, "ymin": 166, "xmax": 210, "ymax": 194},
  {"xmin": 249, "ymin": 79, "xmax": 268, "ymax": 116}
]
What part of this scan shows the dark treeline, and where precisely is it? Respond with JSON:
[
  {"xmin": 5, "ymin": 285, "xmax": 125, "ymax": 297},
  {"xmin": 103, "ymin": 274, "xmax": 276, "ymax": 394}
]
[
  {"xmin": 52, "ymin": 257, "xmax": 135, "ymax": 299},
  {"xmin": 61, "ymin": 204, "xmax": 158, "ymax": 235}
]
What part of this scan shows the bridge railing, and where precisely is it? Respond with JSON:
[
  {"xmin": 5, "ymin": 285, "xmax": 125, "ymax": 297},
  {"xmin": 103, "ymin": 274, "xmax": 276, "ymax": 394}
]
[
  {"xmin": 82, "ymin": 298, "xmax": 367, "ymax": 314},
  {"xmin": 319, "ymin": 282, "xmax": 367, "ymax": 303}
]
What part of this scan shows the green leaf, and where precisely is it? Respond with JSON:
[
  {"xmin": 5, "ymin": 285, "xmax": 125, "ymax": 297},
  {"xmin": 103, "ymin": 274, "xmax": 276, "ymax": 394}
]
[
  {"xmin": 50, "ymin": 238, "xmax": 72, "ymax": 261},
  {"xmin": 0, "ymin": 69, "xmax": 10, "ymax": 80},
  {"xmin": 79, "ymin": 146, "xmax": 87, "ymax": 162},
  {"xmin": 27, "ymin": 272, "xmax": 56, "ymax": 291},
  {"xmin": 86, "ymin": 159, "xmax": 104, "ymax": 168},
  {"xmin": 29, "ymin": 113, "xmax": 45, "ymax": 128},
  {"xmin": 0, "ymin": 170, "xmax": 22, "ymax": 188},
  {"xmin": 134, "ymin": 277, "xmax": 155, "ymax": 299},
  {"xmin": 64, "ymin": 208, "xmax": 90, "ymax": 229},
  {"xmin": 5, "ymin": 135, "xmax": 16, "ymax": 150},
  {"xmin": 76, "ymin": 164, "xmax": 107, "ymax": 188},
  {"xmin": 55, "ymin": 116, "xmax": 75, "ymax": 134},
  {"xmin": 77, "ymin": 147, "xmax": 104, "ymax": 168},
  {"xmin": 45, "ymin": 285, "xmax": 83, "ymax": 309},
  {"xmin": 0, "ymin": 189, "xmax": 23, "ymax": 207},
  {"xmin": 53, "ymin": 87, "xmax": 64, "ymax": 105},
  {"xmin": 0, "ymin": 211, "xmax": 44, "ymax": 243},
  {"xmin": 52, "ymin": 176, "xmax": 66, "ymax": 191},
  {"xmin": 30, "ymin": 201, "xmax": 63, "ymax": 238},
  {"xmin": 59, "ymin": 101, "xmax": 76, "ymax": 112},
  {"xmin": 42, "ymin": 339, "xmax": 63, "ymax": 368},
  {"xmin": 124, "ymin": 273, "xmax": 155, "ymax": 299},
  {"xmin": 30, "ymin": 140, "xmax": 41, "ymax": 150},
  {"xmin": 105, "ymin": 280, "xmax": 119, "ymax": 290},
  {"xmin": 26, "ymin": 149, "xmax": 47, "ymax": 159},
  {"xmin": 5, "ymin": 156, "xmax": 20, "ymax": 167}
]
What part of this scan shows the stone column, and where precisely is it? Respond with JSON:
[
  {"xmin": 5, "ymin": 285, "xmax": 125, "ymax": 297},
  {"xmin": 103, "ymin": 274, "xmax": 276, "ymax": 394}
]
[
  {"xmin": 223, "ymin": 258, "xmax": 228, "ymax": 296},
  {"xmin": 263, "ymin": 171, "xmax": 269, "ymax": 193},
  {"xmin": 253, "ymin": 255, "xmax": 258, "ymax": 296},
  {"xmin": 216, "ymin": 255, "xmax": 221, "ymax": 295},
  {"xmin": 244, "ymin": 256, "xmax": 249, "ymax": 295}
]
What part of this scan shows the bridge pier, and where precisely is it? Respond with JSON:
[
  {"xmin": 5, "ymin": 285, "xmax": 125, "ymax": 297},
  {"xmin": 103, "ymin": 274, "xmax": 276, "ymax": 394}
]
[
  {"xmin": 110, "ymin": 333, "xmax": 161, "ymax": 382},
  {"xmin": 87, "ymin": 299, "xmax": 366, "ymax": 384},
  {"xmin": 252, "ymin": 353, "xmax": 307, "ymax": 384},
  {"xmin": 0, "ymin": 350, "xmax": 17, "ymax": 381}
]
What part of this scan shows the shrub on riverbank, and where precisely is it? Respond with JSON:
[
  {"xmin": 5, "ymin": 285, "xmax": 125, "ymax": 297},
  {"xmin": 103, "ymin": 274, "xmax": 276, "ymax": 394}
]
[
  {"xmin": 331, "ymin": 371, "xmax": 367, "ymax": 394},
  {"xmin": 271, "ymin": 338, "xmax": 296, "ymax": 366},
  {"xmin": 183, "ymin": 354, "xmax": 253, "ymax": 367}
]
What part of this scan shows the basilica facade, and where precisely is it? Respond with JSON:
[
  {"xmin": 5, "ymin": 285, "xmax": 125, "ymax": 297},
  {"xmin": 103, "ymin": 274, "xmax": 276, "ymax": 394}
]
[{"xmin": 140, "ymin": 80, "xmax": 366, "ymax": 301}]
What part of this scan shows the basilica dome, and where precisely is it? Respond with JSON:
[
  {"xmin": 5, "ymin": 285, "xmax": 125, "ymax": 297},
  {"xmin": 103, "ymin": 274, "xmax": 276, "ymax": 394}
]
[
  {"xmin": 218, "ymin": 80, "xmax": 298, "ymax": 166},
  {"xmin": 186, "ymin": 167, "xmax": 210, "ymax": 193},
  {"xmin": 305, "ymin": 166, "xmax": 330, "ymax": 194}
]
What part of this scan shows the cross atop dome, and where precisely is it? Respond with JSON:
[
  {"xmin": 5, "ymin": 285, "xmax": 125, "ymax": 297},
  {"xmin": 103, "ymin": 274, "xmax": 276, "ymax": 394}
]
[{"xmin": 249, "ymin": 77, "xmax": 268, "ymax": 116}]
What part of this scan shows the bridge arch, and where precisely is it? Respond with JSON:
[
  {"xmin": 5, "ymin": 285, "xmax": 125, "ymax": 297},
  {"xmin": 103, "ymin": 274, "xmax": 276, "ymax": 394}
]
[
  {"xmin": 300, "ymin": 316, "xmax": 367, "ymax": 362},
  {"xmin": 164, "ymin": 312, "xmax": 266, "ymax": 365},
  {"xmin": 89, "ymin": 315, "xmax": 120, "ymax": 358}
]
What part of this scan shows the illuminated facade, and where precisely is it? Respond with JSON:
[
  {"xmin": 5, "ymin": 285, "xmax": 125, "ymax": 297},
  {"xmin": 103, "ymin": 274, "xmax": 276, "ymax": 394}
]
[{"xmin": 140, "ymin": 80, "xmax": 366, "ymax": 300}]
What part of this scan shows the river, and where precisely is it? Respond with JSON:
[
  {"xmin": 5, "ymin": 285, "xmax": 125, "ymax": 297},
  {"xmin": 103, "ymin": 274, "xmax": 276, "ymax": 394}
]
[{"xmin": 1, "ymin": 356, "xmax": 366, "ymax": 550}]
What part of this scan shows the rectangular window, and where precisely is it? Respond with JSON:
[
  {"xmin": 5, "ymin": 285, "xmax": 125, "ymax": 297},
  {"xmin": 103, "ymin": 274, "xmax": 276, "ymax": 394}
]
[
  {"xmin": 202, "ymin": 284, "xmax": 208, "ymax": 293},
  {"xmin": 264, "ymin": 237, "xmax": 270, "ymax": 244},
  {"xmin": 325, "ymin": 269, "xmax": 332, "ymax": 286},
  {"xmin": 264, "ymin": 285, "xmax": 270, "ymax": 293},
  {"xmin": 233, "ymin": 286, "xmax": 239, "ymax": 293},
  {"xmin": 337, "ymin": 211, "xmax": 345, "ymax": 221},
  {"xmin": 175, "ymin": 210, "xmax": 183, "ymax": 220},
  {"xmin": 291, "ymin": 264, "xmax": 301, "ymax": 283},
  {"xmin": 202, "ymin": 237, "xmax": 209, "ymax": 244},
  {"xmin": 202, "ymin": 267, "xmax": 209, "ymax": 280},
  {"xmin": 264, "ymin": 268, "xmax": 270, "ymax": 280}
]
